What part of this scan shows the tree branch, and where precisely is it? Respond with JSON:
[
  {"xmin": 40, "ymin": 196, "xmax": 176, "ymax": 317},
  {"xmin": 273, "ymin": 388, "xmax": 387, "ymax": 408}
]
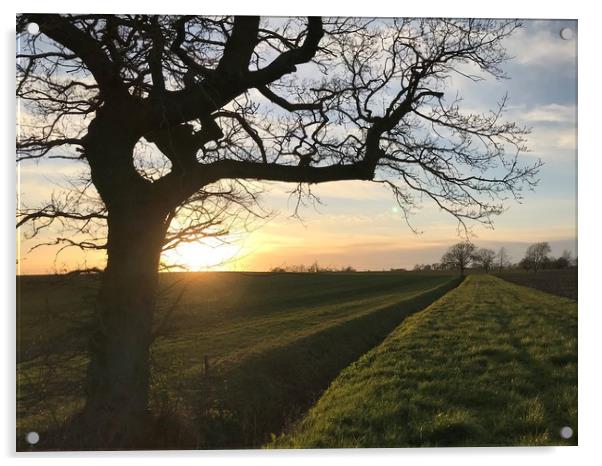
[
  {"xmin": 20, "ymin": 14, "xmax": 126, "ymax": 98},
  {"xmin": 257, "ymin": 85, "xmax": 321, "ymax": 111},
  {"xmin": 248, "ymin": 17, "xmax": 324, "ymax": 86},
  {"xmin": 217, "ymin": 16, "xmax": 260, "ymax": 74}
]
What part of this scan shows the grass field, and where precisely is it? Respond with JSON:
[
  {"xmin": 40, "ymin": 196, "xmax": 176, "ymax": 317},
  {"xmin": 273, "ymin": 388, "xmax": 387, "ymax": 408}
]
[
  {"xmin": 495, "ymin": 269, "xmax": 577, "ymax": 300},
  {"xmin": 273, "ymin": 275, "xmax": 577, "ymax": 448},
  {"xmin": 17, "ymin": 271, "xmax": 459, "ymax": 449}
]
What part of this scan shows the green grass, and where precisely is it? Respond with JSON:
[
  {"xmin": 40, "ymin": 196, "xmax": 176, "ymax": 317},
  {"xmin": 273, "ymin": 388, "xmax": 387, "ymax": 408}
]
[
  {"xmin": 272, "ymin": 275, "xmax": 577, "ymax": 448},
  {"xmin": 495, "ymin": 269, "xmax": 577, "ymax": 301},
  {"xmin": 17, "ymin": 271, "xmax": 458, "ymax": 449}
]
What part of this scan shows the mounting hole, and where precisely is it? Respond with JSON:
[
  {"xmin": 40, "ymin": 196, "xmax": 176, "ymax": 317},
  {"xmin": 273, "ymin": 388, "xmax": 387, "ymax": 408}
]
[
  {"xmin": 26, "ymin": 22, "xmax": 40, "ymax": 35},
  {"xmin": 25, "ymin": 431, "xmax": 40, "ymax": 445},
  {"xmin": 560, "ymin": 28, "xmax": 574, "ymax": 40},
  {"xmin": 560, "ymin": 426, "xmax": 573, "ymax": 439}
]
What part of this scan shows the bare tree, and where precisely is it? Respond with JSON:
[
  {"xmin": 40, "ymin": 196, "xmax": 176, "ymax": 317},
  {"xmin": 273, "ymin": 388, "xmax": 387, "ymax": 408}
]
[
  {"xmin": 16, "ymin": 14, "xmax": 541, "ymax": 445},
  {"xmin": 472, "ymin": 247, "xmax": 496, "ymax": 273},
  {"xmin": 523, "ymin": 242, "xmax": 551, "ymax": 272},
  {"xmin": 441, "ymin": 242, "xmax": 477, "ymax": 276},
  {"xmin": 496, "ymin": 246, "xmax": 511, "ymax": 272}
]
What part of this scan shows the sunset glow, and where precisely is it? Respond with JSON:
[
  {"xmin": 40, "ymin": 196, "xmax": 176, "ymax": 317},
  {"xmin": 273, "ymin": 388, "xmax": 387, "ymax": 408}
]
[{"xmin": 161, "ymin": 238, "xmax": 244, "ymax": 271}]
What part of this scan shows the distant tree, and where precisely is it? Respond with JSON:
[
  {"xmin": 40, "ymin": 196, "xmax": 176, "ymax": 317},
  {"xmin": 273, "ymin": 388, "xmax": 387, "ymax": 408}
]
[
  {"xmin": 519, "ymin": 257, "xmax": 532, "ymax": 271},
  {"xmin": 553, "ymin": 249, "xmax": 573, "ymax": 269},
  {"xmin": 412, "ymin": 263, "xmax": 435, "ymax": 272},
  {"xmin": 496, "ymin": 247, "xmax": 511, "ymax": 272},
  {"xmin": 441, "ymin": 242, "xmax": 476, "ymax": 276},
  {"xmin": 287, "ymin": 264, "xmax": 308, "ymax": 273},
  {"xmin": 523, "ymin": 242, "xmax": 551, "ymax": 272},
  {"xmin": 472, "ymin": 248, "xmax": 496, "ymax": 273},
  {"xmin": 551, "ymin": 256, "xmax": 568, "ymax": 269}
]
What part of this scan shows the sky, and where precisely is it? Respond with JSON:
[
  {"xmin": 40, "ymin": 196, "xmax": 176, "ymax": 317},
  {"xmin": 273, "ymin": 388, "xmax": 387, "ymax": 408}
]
[{"xmin": 16, "ymin": 19, "xmax": 578, "ymax": 274}]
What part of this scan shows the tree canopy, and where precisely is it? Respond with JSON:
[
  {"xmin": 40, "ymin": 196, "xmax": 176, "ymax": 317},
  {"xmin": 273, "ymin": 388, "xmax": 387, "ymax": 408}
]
[
  {"xmin": 441, "ymin": 241, "xmax": 476, "ymax": 275},
  {"xmin": 17, "ymin": 15, "xmax": 542, "ymax": 260},
  {"xmin": 522, "ymin": 241, "xmax": 552, "ymax": 272}
]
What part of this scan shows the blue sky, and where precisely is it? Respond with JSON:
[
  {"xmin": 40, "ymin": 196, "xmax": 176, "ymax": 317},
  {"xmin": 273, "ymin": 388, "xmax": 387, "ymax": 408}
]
[{"xmin": 17, "ymin": 18, "xmax": 578, "ymax": 273}]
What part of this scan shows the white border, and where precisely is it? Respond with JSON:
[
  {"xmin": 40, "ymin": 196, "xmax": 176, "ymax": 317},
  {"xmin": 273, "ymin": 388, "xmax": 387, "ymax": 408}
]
[
  {"xmin": 4, "ymin": 1, "xmax": 600, "ymax": 465},
  {"xmin": 5, "ymin": 0, "xmax": 583, "ymax": 18}
]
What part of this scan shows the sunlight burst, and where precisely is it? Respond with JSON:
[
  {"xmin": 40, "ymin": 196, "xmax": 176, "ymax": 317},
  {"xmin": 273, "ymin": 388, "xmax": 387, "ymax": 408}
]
[{"xmin": 162, "ymin": 238, "xmax": 242, "ymax": 271}]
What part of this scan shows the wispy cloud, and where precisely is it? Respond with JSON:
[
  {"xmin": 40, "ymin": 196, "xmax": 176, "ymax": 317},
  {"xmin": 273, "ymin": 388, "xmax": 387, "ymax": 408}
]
[{"xmin": 520, "ymin": 104, "xmax": 576, "ymax": 123}]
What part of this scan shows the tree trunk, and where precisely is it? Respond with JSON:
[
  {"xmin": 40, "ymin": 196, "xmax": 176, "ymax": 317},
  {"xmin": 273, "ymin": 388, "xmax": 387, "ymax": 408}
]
[{"xmin": 78, "ymin": 202, "xmax": 169, "ymax": 448}]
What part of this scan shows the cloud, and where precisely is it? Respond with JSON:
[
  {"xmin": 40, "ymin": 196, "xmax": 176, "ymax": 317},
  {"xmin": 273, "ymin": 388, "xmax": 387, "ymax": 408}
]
[
  {"xmin": 529, "ymin": 126, "xmax": 577, "ymax": 156},
  {"xmin": 311, "ymin": 180, "xmax": 393, "ymax": 201},
  {"xmin": 520, "ymin": 104, "xmax": 576, "ymax": 124},
  {"xmin": 504, "ymin": 20, "xmax": 577, "ymax": 67},
  {"xmin": 505, "ymin": 104, "xmax": 577, "ymax": 160}
]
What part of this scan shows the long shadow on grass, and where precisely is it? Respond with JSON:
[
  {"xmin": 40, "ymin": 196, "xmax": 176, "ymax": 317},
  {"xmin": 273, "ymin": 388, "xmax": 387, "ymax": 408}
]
[
  {"xmin": 189, "ymin": 277, "xmax": 464, "ymax": 449},
  {"xmin": 490, "ymin": 294, "xmax": 578, "ymax": 444}
]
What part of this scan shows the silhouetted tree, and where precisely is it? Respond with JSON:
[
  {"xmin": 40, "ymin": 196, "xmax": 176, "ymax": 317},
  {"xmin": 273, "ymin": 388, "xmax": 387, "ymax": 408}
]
[
  {"xmin": 523, "ymin": 242, "xmax": 551, "ymax": 272},
  {"xmin": 496, "ymin": 246, "xmax": 511, "ymax": 272},
  {"xmin": 441, "ymin": 242, "xmax": 476, "ymax": 276},
  {"xmin": 472, "ymin": 247, "xmax": 496, "ymax": 273},
  {"xmin": 553, "ymin": 249, "xmax": 573, "ymax": 269},
  {"xmin": 551, "ymin": 256, "xmax": 567, "ymax": 269},
  {"xmin": 519, "ymin": 257, "xmax": 532, "ymax": 271},
  {"xmin": 16, "ymin": 14, "xmax": 541, "ymax": 446}
]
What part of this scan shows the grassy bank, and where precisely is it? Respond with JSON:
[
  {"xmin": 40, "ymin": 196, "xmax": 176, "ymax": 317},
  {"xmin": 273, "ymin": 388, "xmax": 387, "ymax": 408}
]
[
  {"xmin": 273, "ymin": 275, "xmax": 577, "ymax": 448},
  {"xmin": 17, "ymin": 271, "xmax": 458, "ymax": 449}
]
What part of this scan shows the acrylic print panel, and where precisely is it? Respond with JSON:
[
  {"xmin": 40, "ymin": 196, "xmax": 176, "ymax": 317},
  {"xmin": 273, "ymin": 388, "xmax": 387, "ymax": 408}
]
[{"xmin": 16, "ymin": 14, "xmax": 577, "ymax": 451}]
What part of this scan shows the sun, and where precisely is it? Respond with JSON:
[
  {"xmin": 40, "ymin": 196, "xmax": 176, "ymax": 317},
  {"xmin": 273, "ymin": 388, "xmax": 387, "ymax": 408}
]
[{"xmin": 161, "ymin": 238, "xmax": 242, "ymax": 271}]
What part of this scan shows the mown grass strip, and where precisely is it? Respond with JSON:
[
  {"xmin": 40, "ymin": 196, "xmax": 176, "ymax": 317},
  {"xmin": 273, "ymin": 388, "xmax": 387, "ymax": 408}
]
[{"xmin": 272, "ymin": 275, "xmax": 577, "ymax": 448}]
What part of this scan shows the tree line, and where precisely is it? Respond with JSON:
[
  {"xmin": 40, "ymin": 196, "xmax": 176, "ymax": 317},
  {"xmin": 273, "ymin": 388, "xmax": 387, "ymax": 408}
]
[
  {"xmin": 270, "ymin": 262, "xmax": 356, "ymax": 273},
  {"xmin": 412, "ymin": 241, "xmax": 576, "ymax": 275}
]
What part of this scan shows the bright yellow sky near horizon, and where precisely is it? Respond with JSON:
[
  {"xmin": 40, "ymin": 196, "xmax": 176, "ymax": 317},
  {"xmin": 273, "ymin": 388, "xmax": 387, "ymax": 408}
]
[{"xmin": 17, "ymin": 178, "xmax": 577, "ymax": 275}]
